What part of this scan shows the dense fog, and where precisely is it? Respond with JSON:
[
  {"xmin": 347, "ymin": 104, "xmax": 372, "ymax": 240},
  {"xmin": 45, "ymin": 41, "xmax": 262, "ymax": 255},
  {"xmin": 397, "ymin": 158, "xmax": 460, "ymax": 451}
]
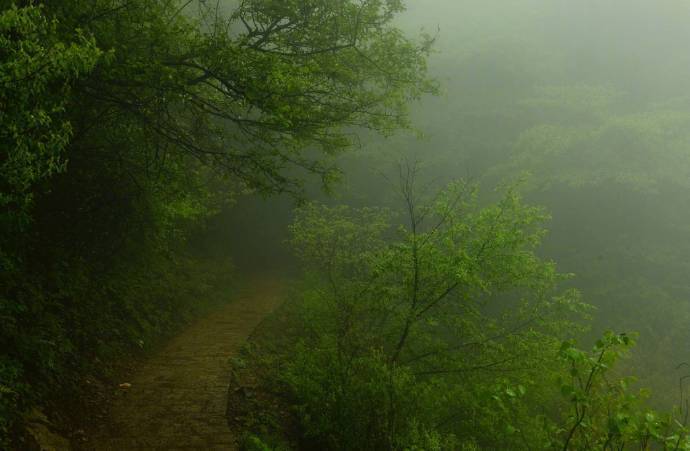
[
  {"xmin": 6, "ymin": 1, "xmax": 690, "ymax": 448},
  {"xmin": 221, "ymin": 0, "xmax": 690, "ymax": 407}
]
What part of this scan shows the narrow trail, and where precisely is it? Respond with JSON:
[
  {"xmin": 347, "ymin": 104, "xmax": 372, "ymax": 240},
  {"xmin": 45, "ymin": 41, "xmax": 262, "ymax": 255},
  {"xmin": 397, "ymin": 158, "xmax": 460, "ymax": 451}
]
[{"xmin": 91, "ymin": 274, "xmax": 284, "ymax": 450}]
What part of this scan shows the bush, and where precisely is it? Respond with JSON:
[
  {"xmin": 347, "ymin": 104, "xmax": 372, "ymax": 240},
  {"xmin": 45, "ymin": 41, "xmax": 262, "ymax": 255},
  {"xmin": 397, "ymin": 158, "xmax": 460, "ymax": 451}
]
[{"xmin": 286, "ymin": 340, "xmax": 458, "ymax": 450}]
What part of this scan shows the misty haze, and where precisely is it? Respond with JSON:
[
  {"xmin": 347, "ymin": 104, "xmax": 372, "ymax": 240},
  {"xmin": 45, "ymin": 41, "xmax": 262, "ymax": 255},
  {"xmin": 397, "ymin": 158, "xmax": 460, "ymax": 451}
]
[{"xmin": 3, "ymin": 1, "xmax": 690, "ymax": 449}]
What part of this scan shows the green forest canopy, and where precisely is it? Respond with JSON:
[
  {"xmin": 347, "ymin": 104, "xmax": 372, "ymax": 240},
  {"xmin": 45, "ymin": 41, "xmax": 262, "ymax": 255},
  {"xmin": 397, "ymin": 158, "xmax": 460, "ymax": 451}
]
[{"xmin": 4, "ymin": 0, "xmax": 690, "ymax": 449}]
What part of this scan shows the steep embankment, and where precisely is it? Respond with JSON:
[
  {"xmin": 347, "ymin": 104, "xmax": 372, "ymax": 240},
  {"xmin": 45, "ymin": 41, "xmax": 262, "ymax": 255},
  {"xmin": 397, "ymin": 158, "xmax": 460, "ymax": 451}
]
[{"xmin": 89, "ymin": 275, "xmax": 284, "ymax": 450}]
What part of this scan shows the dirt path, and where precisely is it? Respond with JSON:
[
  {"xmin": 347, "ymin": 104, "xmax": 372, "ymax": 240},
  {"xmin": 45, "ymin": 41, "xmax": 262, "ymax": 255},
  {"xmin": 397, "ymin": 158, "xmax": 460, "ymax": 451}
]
[{"xmin": 91, "ymin": 274, "xmax": 284, "ymax": 450}]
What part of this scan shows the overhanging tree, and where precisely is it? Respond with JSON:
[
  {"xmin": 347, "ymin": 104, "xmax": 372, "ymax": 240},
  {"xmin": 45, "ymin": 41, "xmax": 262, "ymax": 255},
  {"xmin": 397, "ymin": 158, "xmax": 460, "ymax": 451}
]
[{"xmin": 59, "ymin": 0, "xmax": 437, "ymax": 195}]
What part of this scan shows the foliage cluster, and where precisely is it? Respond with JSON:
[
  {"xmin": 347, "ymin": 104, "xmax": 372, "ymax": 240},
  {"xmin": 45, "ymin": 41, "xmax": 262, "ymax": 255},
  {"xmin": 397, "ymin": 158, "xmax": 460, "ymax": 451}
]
[
  {"xmin": 553, "ymin": 332, "xmax": 690, "ymax": 450},
  {"xmin": 262, "ymin": 176, "xmax": 690, "ymax": 450},
  {"xmin": 282, "ymin": 174, "xmax": 572, "ymax": 449}
]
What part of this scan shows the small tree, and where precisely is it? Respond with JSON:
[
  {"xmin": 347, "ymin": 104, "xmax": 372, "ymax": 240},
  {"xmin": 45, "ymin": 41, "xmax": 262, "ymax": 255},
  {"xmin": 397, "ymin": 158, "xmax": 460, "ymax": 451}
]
[
  {"xmin": 285, "ymin": 165, "xmax": 588, "ymax": 449},
  {"xmin": 551, "ymin": 332, "xmax": 690, "ymax": 450}
]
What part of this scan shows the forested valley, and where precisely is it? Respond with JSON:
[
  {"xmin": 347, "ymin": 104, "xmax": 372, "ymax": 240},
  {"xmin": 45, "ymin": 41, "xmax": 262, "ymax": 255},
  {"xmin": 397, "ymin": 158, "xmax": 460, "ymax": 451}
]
[{"xmin": 3, "ymin": 1, "xmax": 690, "ymax": 450}]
